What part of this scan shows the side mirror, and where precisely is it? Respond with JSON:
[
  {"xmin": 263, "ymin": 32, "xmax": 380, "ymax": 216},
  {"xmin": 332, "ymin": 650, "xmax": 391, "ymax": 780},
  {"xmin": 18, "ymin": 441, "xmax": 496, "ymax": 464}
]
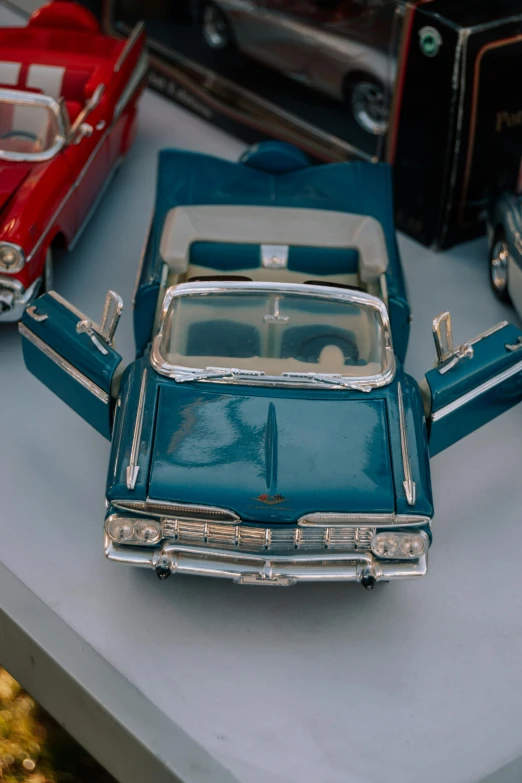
[
  {"xmin": 69, "ymin": 83, "xmax": 105, "ymax": 143},
  {"xmin": 99, "ymin": 290, "xmax": 123, "ymax": 346},
  {"xmin": 432, "ymin": 311, "xmax": 473, "ymax": 375},
  {"xmin": 76, "ymin": 290, "xmax": 123, "ymax": 352},
  {"xmin": 72, "ymin": 122, "xmax": 93, "ymax": 144},
  {"xmin": 432, "ymin": 311, "xmax": 454, "ymax": 364}
]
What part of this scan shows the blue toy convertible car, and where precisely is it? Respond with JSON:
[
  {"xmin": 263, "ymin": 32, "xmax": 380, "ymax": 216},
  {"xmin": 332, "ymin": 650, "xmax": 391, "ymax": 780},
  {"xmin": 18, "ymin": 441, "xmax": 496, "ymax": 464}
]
[{"xmin": 20, "ymin": 143, "xmax": 522, "ymax": 588}]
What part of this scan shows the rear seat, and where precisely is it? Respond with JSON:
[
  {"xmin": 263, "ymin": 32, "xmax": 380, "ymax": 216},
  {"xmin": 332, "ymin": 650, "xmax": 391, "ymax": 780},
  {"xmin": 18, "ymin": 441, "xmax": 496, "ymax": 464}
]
[
  {"xmin": 0, "ymin": 60, "xmax": 95, "ymax": 123},
  {"xmin": 159, "ymin": 205, "xmax": 389, "ymax": 290}
]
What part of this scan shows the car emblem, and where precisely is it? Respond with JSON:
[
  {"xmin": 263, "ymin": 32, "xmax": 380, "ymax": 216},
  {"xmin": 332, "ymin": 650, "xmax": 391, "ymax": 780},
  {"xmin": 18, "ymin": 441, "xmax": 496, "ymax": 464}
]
[
  {"xmin": 255, "ymin": 493, "xmax": 286, "ymax": 505},
  {"xmin": 419, "ymin": 26, "xmax": 442, "ymax": 58}
]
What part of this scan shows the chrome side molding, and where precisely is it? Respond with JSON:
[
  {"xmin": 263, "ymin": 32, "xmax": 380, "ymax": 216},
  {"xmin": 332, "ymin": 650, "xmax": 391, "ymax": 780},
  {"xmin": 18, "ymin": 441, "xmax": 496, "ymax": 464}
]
[
  {"xmin": 397, "ymin": 382, "xmax": 416, "ymax": 506},
  {"xmin": 126, "ymin": 369, "xmax": 148, "ymax": 490}
]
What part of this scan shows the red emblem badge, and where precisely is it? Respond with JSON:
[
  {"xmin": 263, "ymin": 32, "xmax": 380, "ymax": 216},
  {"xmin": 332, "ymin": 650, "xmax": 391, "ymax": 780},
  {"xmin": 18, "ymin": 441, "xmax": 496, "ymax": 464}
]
[{"xmin": 255, "ymin": 493, "xmax": 286, "ymax": 505}]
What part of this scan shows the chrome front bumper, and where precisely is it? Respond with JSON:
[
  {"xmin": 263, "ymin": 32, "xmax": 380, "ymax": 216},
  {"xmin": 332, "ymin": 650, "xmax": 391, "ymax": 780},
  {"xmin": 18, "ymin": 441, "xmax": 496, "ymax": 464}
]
[
  {"xmin": 105, "ymin": 537, "xmax": 428, "ymax": 586},
  {"xmin": 0, "ymin": 277, "xmax": 41, "ymax": 322}
]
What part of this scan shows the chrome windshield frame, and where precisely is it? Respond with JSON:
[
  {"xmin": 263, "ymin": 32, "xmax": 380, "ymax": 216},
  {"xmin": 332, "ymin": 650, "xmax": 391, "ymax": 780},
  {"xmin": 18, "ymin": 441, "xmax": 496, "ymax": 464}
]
[
  {"xmin": 151, "ymin": 281, "xmax": 396, "ymax": 390},
  {"xmin": 0, "ymin": 88, "xmax": 67, "ymax": 163}
]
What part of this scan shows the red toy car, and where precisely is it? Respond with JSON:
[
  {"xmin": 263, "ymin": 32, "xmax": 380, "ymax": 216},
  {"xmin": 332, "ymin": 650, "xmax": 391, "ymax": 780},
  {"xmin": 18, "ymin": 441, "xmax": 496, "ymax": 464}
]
[{"xmin": 0, "ymin": 1, "xmax": 147, "ymax": 321}]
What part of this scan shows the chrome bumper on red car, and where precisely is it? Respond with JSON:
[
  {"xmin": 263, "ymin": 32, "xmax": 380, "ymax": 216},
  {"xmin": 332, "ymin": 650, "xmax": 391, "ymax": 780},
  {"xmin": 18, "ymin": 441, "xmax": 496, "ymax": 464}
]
[
  {"xmin": 0, "ymin": 276, "xmax": 41, "ymax": 322},
  {"xmin": 105, "ymin": 537, "xmax": 428, "ymax": 587}
]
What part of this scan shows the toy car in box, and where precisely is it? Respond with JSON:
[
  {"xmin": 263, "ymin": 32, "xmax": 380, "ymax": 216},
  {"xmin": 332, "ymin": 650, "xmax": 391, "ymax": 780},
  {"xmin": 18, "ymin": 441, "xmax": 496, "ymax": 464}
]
[
  {"xmin": 19, "ymin": 142, "xmax": 522, "ymax": 588},
  {"xmin": 488, "ymin": 189, "xmax": 522, "ymax": 329},
  {"xmin": 0, "ymin": 1, "xmax": 147, "ymax": 322},
  {"xmin": 105, "ymin": 0, "xmax": 522, "ymax": 249}
]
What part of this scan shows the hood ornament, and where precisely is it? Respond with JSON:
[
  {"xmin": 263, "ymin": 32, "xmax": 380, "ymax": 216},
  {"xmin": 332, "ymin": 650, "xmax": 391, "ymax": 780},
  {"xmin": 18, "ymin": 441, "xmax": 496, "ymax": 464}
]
[{"xmin": 255, "ymin": 493, "xmax": 286, "ymax": 505}]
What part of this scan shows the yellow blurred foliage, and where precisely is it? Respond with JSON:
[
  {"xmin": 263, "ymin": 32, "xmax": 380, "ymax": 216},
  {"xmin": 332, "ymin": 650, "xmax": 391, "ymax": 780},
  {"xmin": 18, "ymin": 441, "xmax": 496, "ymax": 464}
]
[
  {"xmin": 0, "ymin": 668, "xmax": 114, "ymax": 783},
  {"xmin": 0, "ymin": 668, "xmax": 54, "ymax": 782}
]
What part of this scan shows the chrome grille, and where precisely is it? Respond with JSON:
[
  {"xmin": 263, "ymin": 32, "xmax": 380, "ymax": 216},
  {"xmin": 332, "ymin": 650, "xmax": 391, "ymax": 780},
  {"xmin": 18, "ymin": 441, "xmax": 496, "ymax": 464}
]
[{"xmin": 161, "ymin": 519, "xmax": 375, "ymax": 554}]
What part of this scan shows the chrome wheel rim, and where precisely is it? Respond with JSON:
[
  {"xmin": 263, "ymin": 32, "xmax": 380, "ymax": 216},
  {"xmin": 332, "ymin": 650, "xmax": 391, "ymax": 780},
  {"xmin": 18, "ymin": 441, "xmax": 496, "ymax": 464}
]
[
  {"xmin": 491, "ymin": 240, "xmax": 509, "ymax": 294},
  {"xmin": 351, "ymin": 81, "xmax": 389, "ymax": 135},
  {"xmin": 203, "ymin": 6, "xmax": 229, "ymax": 49}
]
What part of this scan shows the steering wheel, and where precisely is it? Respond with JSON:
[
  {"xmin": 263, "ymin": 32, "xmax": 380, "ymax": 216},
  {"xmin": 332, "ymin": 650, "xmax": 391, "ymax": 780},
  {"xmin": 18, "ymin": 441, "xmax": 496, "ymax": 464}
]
[
  {"xmin": 0, "ymin": 130, "xmax": 39, "ymax": 141},
  {"xmin": 297, "ymin": 334, "xmax": 359, "ymax": 365}
]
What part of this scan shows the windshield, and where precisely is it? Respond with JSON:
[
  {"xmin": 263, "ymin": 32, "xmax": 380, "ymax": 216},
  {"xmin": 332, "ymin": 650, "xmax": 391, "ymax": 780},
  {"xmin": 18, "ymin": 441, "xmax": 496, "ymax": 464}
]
[
  {"xmin": 159, "ymin": 289, "xmax": 388, "ymax": 380},
  {"xmin": 0, "ymin": 98, "xmax": 62, "ymax": 158}
]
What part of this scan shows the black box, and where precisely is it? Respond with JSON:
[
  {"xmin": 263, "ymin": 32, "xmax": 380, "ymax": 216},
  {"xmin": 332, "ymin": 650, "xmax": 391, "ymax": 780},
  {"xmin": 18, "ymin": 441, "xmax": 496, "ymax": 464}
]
[
  {"xmin": 103, "ymin": 0, "xmax": 522, "ymax": 249},
  {"xmin": 392, "ymin": 1, "xmax": 522, "ymax": 248}
]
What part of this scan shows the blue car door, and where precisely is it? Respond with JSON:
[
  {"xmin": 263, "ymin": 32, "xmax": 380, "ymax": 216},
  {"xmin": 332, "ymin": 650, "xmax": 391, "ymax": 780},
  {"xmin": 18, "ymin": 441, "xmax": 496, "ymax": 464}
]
[
  {"xmin": 425, "ymin": 314, "xmax": 522, "ymax": 456},
  {"xmin": 19, "ymin": 291, "xmax": 123, "ymax": 439}
]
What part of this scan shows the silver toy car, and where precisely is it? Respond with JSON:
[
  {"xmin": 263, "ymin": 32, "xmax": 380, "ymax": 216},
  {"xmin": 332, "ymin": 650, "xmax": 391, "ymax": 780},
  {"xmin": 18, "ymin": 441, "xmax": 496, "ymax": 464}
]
[
  {"xmin": 488, "ymin": 191, "xmax": 522, "ymax": 319},
  {"xmin": 200, "ymin": 0, "xmax": 395, "ymax": 136}
]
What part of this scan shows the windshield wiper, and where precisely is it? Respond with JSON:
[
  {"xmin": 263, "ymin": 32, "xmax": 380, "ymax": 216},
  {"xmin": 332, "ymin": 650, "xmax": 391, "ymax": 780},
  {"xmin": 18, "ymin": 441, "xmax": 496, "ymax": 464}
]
[
  {"xmin": 281, "ymin": 371, "xmax": 373, "ymax": 392},
  {"xmin": 174, "ymin": 367, "xmax": 266, "ymax": 383}
]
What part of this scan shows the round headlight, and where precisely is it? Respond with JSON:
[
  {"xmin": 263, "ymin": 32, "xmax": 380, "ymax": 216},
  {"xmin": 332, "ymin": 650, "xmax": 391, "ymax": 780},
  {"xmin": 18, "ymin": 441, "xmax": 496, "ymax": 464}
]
[
  {"xmin": 0, "ymin": 244, "xmax": 24, "ymax": 273},
  {"xmin": 372, "ymin": 532, "xmax": 400, "ymax": 557},
  {"xmin": 134, "ymin": 520, "xmax": 161, "ymax": 544},
  {"xmin": 107, "ymin": 518, "xmax": 134, "ymax": 542},
  {"xmin": 399, "ymin": 533, "xmax": 428, "ymax": 558}
]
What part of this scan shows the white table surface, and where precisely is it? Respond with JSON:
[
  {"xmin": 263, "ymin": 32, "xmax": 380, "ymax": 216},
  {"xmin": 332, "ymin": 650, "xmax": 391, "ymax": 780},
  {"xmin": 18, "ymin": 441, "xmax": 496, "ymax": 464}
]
[{"xmin": 2, "ymin": 4, "xmax": 522, "ymax": 782}]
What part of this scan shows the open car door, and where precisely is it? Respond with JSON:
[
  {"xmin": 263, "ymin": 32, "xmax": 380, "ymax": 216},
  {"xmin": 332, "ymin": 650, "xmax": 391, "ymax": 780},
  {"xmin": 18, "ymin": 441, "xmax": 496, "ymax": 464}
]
[
  {"xmin": 19, "ymin": 290, "xmax": 123, "ymax": 439},
  {"xmin": 425, "ymin": 312, "xmax": 522, "ymax": 456}
]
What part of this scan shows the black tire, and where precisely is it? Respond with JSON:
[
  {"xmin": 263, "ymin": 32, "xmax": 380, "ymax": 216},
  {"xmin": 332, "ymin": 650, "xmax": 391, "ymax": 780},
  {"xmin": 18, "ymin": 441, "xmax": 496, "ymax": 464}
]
[
  {"xmin": 345, "ymin": 74, "xmax": 389, "ymax": 136},
  {"xmin": 40, "ymin": 247, "xmax": 53, "ymax": 295},
  {"xmin": 489, "ymin": 229, "xmax": 511, "ymax": 303},
  {"xmin": 201, "ymin": 2, "xmax": 235, "ymax": 53}
]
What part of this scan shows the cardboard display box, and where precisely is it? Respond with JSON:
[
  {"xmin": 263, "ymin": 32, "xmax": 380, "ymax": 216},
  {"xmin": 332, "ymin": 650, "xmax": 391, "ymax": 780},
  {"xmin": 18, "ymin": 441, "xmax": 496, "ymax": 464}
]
[{"xmin": 103, "ymin": 0, "xmax": 522, "ymax": 249}]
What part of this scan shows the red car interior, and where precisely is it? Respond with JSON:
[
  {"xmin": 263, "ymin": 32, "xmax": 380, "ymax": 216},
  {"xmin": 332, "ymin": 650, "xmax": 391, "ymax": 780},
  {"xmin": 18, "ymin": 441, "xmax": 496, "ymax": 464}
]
[
  {"xmin": 0, "ymin": 0, "xmax": 146, "ymax": 313},
  {"xmin": 0, "ymin": 2, "xmax": 127, "ymax": 123}
]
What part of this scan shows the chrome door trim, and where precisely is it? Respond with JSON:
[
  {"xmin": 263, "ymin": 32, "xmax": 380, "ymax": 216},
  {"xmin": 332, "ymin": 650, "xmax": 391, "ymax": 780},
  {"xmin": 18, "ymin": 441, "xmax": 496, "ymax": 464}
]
[
  {"xmin": 18, "ymin": 323, "xmax": 110, "ymax": 404},
  {"xmin": 469, "ymin": 321, "xmax": 510, "ymax": 346},
  {"xmin": 432, "ymin": 358, "xmax": 522, "ymax": 421}
]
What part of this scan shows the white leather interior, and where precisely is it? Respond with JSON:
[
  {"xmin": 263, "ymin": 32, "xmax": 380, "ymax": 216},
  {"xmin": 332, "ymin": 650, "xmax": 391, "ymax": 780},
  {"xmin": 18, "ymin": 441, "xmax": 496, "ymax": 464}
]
[
  {"xmin": 0, "ymin": 61, "xmax": 21, "ymax": 85},
  {"xmin": 26, "ymin": 64, "xmax": 65, "ymax": 98},
  {"xmin": 160, "ymin": 205, "xmax": 388, "ymax": 283}
]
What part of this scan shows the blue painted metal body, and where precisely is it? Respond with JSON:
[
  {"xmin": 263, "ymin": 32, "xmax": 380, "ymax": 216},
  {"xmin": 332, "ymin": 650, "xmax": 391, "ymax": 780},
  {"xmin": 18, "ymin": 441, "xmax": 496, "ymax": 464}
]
[
  {"xmin": 133, "ymin": 143, "xmax": 410, "ymax": 361},
  {"xmin": 20, "ymin": 293, "xmax": 121, "ymax": 439},
  {"xmin": 106, "ymin": 360, "xmax": 433, "ymax": 522},
  {"xmin": 426, "ymin": 322, "xmax": 522, "ymax": 456},
  {"xmin": 18, "ymin": 142, "xmax": 522, "ymax": 582}
]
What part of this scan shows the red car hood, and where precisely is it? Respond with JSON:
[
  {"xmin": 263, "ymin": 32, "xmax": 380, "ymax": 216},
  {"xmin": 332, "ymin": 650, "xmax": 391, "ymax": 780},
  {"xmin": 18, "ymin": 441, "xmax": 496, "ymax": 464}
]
[{"xmin": 0, "ymin": 163, "xmax": 32, "ymax": 213}]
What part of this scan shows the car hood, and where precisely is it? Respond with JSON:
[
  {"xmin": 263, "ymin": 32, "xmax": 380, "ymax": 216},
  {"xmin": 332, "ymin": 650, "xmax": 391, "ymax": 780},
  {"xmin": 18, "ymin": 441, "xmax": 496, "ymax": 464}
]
[
  {"xmin": 0, "ymin": 163, "xmax": 32, "ymax": 214},
  {"xmin": 147, "ymin": 384, "xmax": 398, "ymax": 523}
]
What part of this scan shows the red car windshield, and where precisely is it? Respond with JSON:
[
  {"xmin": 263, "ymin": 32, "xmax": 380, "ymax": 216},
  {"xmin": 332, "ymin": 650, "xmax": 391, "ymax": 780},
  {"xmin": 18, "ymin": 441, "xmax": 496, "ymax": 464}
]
[{"xmin": 0, "ymin": 98, "xmax": 62, "ymax": 157}]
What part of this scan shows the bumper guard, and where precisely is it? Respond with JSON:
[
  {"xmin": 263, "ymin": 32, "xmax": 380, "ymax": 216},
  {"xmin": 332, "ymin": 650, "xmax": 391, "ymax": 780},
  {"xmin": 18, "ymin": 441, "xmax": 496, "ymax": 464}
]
[
  {"xmin": 105, "ymin": 537, "xmax": 428, "ymax": 586},
  {"xmin": 0, "ymin": 277, "xmax": 41, "ymax": 322}
]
